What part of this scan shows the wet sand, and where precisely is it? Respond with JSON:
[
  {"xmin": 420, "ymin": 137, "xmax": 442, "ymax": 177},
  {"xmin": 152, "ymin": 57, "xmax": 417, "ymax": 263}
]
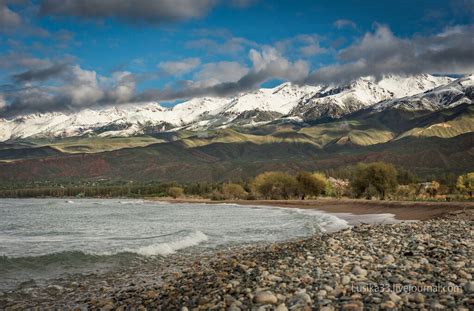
[{"xmin": 152, "ymin": 197, "xmax": 474, "ymax": 221}]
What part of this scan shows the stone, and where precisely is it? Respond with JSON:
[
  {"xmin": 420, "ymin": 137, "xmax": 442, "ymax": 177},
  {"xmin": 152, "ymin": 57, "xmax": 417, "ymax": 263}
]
[
  {"xmin": 413, "ymin": 293, "xmax": 425, "ymax": 304},
  {"xmin": 381, "ymin": 255, "xmax": 395, "ymax": 265},
  {"xmin": 380, "ymin": 301, "xmax": 396, "ymax": 309},
  {"xmin": 254, "ymin": 291, "xmax": 278, "ymax": 305},
  {"xmin": 352, "ymin": 266, "xmax": 367, "ymax": 277},
  {"xmin": 430, "ymin": 302, "xmax": 446, "ymax": 310},
  {"xmin": 464, "ymin": 281, "xmax": 474, "ymax": 293},
  {"xmin": 341, "ymin": 275, "xmax": 351, "ymax": 285},
  {"xmin": 388, "ymin": 293, "xmax": 401, "ymax": 303},
  {"xmin": 275, "ymin": 303, "xmax": 288, "ymax": 311}
]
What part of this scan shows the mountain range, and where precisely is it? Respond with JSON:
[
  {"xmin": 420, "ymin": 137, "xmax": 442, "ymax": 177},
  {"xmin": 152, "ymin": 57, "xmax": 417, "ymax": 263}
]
[
  {"xmin": 1, "ymin": 74, "xmax": 467, "ymax": 141},
  {"xmin": 0, "ymin": 73, "xmax": 473, "ymax": 183}
]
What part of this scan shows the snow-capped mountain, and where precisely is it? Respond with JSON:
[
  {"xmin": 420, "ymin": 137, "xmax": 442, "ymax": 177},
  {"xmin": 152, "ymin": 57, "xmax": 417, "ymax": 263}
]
[
  {"xmin": 288, "ymin": 74, "xmax": 454, "ymax": 121},
  {"xmin": 0, "ymin": 74, "xmax": 467, "ymax": 142},
  {"xmin": 372, "ymin": 74, "xmax": 473, "ymax": 112}
]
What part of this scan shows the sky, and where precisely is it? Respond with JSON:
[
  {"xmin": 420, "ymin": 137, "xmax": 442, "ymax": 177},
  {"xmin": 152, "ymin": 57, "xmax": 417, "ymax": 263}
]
[{"xmin": 0, "ymin": 0, "xmax": 473, "ymax": 117}]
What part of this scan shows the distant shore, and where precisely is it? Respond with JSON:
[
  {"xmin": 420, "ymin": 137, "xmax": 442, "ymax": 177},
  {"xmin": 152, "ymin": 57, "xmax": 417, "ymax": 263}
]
[{"xmin": 151, "ymin": 197, "xmax": 474, "ymax": 221}]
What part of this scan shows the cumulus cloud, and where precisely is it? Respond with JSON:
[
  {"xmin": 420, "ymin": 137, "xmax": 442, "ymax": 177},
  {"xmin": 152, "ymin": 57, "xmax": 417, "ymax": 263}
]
[
  {"xmin": 305, "ymin": 24, "xmax": 474, "ymax": 84},
  {"xmin": 1, "ymin": 65, "xmax": 137, "ymax": 116},
  {"xmin": 136, "ymin": 46, "xmax": 309, "ymax": 102},
  {"xmin": 158, "ymin": 58, "xmax": 201, "ymax": 76}
]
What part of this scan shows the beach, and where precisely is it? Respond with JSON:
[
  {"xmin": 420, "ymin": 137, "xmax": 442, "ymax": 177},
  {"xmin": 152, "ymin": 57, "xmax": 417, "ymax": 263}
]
[
  {"xmin": 0, "ymin": 200, "xmax": 473, "ymax": 310},
  {"xmin": 154, "ymin": 197, "xmax": 474, "ymax": 221}
]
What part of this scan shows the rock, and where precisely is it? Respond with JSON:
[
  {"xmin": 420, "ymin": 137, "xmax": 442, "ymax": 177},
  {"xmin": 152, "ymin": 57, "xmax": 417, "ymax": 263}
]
[
  {"xmin": 430, "ymin": 302, "xmax": 446, "ymax": 310},
  {"xmin": 381, "ymin": 255, "xmax": 395, "ymax": 265},
  {"xmin": 352, "ymin": 266, "xmax": 367, "ymax": 277},
  {"xmin": 341, "ymin": 275, "xmax": 351, "ymax": 285},
  {"xmin": 388, "ymin": 292, "xmax": 401, "ymax": 303},
  {"xmin": 275, "ymin": 303, "xmax": 288, "ymax": 311},
  {"xmin": 254, "ymin": 291, "xmax": 278, "ymax": 305},
  {"xmin": 287, "ymin": 290, "xmax": 312, "ymax": 308},
  {"xmin": 143, "ymin": 290, "xmax": 159, "ymax": 299},
  {"xmin": 341, "ymin": 301, "xmax": 363, "ymax": 311},
  {"xmin": 464, "ymin": 281, "xmax": 474, "ymax": 293},
  {"xmin": 380, "ymin": 301, "xmax": 396, "ymax": 309},
  {"xmin": 413, "ymin": 293, "xmax": 425, "ymax": 304}
]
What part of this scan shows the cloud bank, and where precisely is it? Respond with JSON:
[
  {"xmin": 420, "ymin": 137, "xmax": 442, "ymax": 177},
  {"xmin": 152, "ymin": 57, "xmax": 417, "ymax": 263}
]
[{"xmin": 305, "ymin": 24, "xmax": 474, "ymax": 84}]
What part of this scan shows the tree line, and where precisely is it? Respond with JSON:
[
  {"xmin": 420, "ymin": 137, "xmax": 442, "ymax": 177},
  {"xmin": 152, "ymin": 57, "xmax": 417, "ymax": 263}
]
[{"xmin": 0, "ymin": 162, "xmax": 472, "ymax": 201}]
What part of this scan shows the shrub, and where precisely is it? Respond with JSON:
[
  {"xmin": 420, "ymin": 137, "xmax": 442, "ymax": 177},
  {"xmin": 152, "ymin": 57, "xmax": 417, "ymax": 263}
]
[
  {"xmin": 296, "ymin": 172, "xmax": 327, "ymax": 199},
  {"xmin": 251, "ymin": 171, "xmax": 298, "ymax": 199},
  {"xmin": 168, "ymin": 186, "xmax": 184, "ymax": 198},
  {"xmin": 221, "ymin": 183, "xmax": 248, "ymax": 200}
]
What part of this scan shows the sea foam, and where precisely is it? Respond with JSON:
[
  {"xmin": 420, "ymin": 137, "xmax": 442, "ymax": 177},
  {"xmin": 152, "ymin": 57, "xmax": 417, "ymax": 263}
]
[{"xmin": 131, "ymin": 231, "xmax": 209, "ymax": 256}]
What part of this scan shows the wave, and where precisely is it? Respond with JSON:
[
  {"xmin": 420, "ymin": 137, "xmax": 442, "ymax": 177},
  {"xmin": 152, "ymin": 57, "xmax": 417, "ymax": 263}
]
[
  {"xmin": 129, "ymin": 231, "xmax": 209, "ymax": 256},
  {"xmin": 0, "ymin": 251, "xmax": 138, "ymax": 273},
  {"xmin": 0, "ymin": 231, "xmax": 209, "ymax": 273}
]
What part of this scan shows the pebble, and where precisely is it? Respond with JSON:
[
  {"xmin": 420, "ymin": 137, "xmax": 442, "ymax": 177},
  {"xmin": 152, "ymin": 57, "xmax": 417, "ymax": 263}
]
[
  {"xmin": 1, "ymin": 211, "xmax": 472, "ymax": 310},
  {"xmin": 254, "ymin": 291, "xmax": 278, "ymax": 305}
]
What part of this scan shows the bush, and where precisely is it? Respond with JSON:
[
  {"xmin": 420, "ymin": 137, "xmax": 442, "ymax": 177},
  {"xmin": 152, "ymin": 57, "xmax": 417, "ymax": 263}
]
[
  {"xmin": 456, "ymin": 172, "xmax": 474, "ymax": 197},
  {"xmin": 251, "ymin": 172, "xmax": 298, "ymax": 199},
  {"xmin": 221, "ymin": 183, "xmax": 248, "ymax": 199},
  {"xmin": 296, "ymin": 172, "xmax": 327, "ymax": 199},
  {"xmin": 167, "ymin": 186, "xmax": 184, "ymax": 198},
  {"xmin": 351, "ymin": 162, "xmax": 398, "ymax": 200}
]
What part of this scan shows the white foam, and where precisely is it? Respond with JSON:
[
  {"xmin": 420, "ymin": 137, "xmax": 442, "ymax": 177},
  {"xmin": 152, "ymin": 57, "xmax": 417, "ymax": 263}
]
[{"xmin": 130, "ymin": 231, "xmax": 209, "ymax": 256}]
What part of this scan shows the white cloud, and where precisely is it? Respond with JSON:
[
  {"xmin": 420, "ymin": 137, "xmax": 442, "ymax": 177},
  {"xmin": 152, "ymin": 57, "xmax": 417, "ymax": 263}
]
[
  {"xmin": 158, "ymin": 57, "xmax": 201, "ymax": 76},
  {"xmin": 193, "ymin": 61, "xmax": 249, "ymax": 86}
]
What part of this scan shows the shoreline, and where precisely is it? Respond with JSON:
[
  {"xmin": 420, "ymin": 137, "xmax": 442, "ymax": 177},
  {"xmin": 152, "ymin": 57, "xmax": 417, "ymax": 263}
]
[
  {"xmin": 1, "ymin": 210, "xmax": 472, "ymax": 310},
  {"xmin": 151, "ymin": 197, "xmax": 474, "ymax": 221}
]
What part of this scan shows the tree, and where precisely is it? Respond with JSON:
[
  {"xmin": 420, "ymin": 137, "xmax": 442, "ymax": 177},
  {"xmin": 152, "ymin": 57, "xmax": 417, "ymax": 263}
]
[
  {"xmin": 251, "ymin": 172, "xmax": 298, "ymax": 199},
  {"xmin": 351, "ymin": 162, "xmax": 398, "ymax": 200},
  {"xmin": 426, "ymin": 181, "xmax": 440, "ymax": 197},
  {"xmin": 222, "ymin": 183, "xmax": 248, "ymax": 199},
  {"xmin": 296, "ymin": 172, "xmax": 327, "ymax": 199},
  {"xmin": 456, "ymin": 172, "xmax": 474, "ymax": 197},
  {"xmin": 168, "ymin": 186, "xmax": 184, "ymax": 198}
]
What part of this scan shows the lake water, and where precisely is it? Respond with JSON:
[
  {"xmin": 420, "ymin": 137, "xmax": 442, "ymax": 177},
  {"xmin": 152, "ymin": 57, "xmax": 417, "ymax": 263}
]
[{"xmin": 0, "ymin": 198, "xmax": 369, "ymax": 291}]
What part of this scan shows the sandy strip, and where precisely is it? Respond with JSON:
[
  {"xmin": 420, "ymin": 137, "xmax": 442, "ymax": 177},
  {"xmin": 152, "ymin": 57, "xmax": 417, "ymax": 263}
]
[{"xmin": 150, "ymin": 197, "xmax": 474, "ymax": 221}]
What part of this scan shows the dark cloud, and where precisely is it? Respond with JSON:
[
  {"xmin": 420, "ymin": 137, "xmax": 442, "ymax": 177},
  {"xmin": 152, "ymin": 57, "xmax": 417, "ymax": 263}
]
[
  {"xmin": 305, "ymin": 24, "xmax": 474, "ymax": 85},
  {"xmin": 39, "ymin": 0, "xmax": 254, "ymax": 24},
  {"xmin": 12, "ymin": 63, "xmax": 70, "ymax": 83},
  {"xmin": 1, "ymin": 65, "xmax": 137, "ymax": 117}
]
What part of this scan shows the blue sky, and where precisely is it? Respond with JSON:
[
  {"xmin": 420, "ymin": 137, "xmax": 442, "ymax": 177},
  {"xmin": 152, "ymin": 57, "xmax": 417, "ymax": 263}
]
[{"xmin": 0, "ymin": 0, "xmax": 473, "ymax": 115}]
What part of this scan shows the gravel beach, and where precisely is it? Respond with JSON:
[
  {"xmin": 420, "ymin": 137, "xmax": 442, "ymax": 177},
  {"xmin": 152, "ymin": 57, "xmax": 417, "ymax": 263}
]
[{"xmin": 1, "ymin": 210, "xmax": 473, "ymax": 310}]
